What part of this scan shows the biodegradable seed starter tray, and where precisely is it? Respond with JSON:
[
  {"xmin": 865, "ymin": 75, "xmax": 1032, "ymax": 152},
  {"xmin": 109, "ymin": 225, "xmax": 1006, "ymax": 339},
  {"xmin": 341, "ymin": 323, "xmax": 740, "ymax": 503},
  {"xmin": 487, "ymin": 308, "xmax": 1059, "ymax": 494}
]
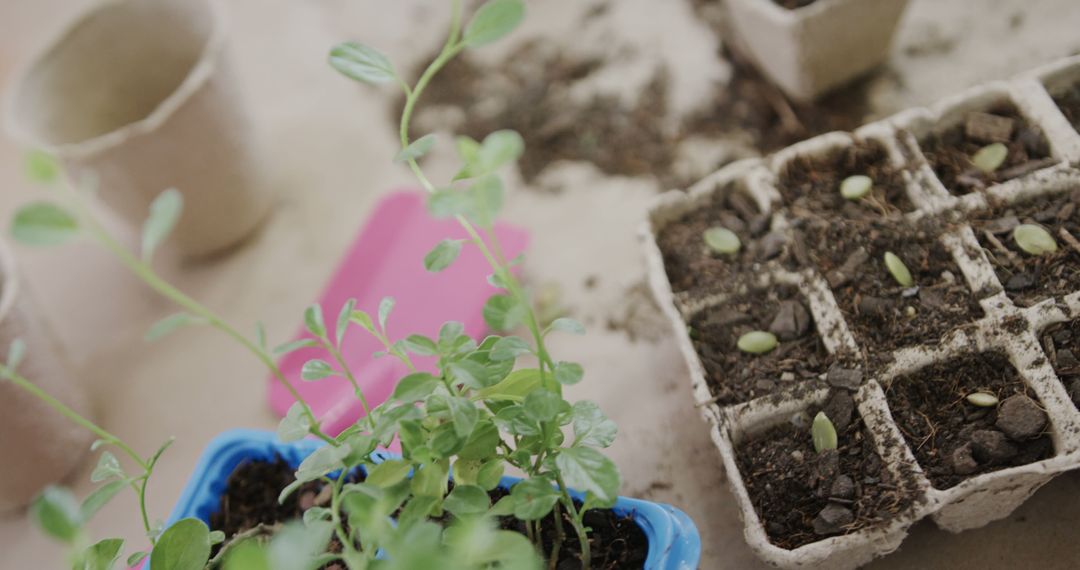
[{"xmin": 642, "ymin": 55, "xmax": 1080, "ymax": 569}]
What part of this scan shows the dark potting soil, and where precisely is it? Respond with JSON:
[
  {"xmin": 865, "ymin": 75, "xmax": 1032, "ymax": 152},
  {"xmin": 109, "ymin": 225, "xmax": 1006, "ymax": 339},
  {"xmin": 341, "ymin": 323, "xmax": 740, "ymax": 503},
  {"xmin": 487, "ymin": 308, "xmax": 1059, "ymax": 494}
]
[
  {"xmin": 689, "ymin": 285, "xmax": 831, "ymax": 406},
  {"xmin": 656, "ymin": 181, "xmax": 782, "ymax": 294},
  {"xmin": 788, "ymin": 215, "xmax": 983, "ymax": 354},
  {"xmin": 735, "ymin": 390, "xmax": 918, "ymax": 550},
  {"xmin": 917, "ymin": 102, "xmax": 1053, "ymax": 196},
  {"xmin": 883, "ymin": 351, "xmax": 1055, "ymax": 490},
  {"xmin": 970, "ymin": 189, "xmax": 1080, "ymax": 307},
  {"xmin": 1040, "ymin": 319, "xmax": 1080, "ymax": 412},
  {"xmin": 1050, "ymin": 81, "xmax": 1080, "ymax": 135},
  {"xmin": 209, "ymin": 459, "xmax": 649, "ymax": 569},
  {"xmin": 777, "ymin": 139, "xmax": 915, "ymax": 215}
]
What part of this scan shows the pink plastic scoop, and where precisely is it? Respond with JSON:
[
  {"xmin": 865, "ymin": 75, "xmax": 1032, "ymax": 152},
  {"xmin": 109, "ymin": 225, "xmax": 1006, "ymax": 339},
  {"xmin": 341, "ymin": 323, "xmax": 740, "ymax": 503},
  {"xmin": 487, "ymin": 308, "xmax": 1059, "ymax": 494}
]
[{"xmin": 267, "ymin": 190, "xmax": 529, "ymax": 436}]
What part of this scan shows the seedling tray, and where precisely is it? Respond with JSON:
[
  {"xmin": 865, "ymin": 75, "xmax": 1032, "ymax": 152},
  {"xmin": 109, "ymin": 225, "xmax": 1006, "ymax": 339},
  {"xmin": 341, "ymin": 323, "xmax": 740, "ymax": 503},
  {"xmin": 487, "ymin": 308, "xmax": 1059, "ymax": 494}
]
[{"xmin": 643, "ymin": 55, "xmax": 1080, "ymax": 569}]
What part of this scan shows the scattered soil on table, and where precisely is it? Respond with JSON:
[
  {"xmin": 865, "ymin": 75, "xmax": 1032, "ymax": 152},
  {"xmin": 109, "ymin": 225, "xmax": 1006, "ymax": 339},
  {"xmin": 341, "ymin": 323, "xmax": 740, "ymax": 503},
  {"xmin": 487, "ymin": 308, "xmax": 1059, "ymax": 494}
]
[
  {"xmin": 1049, "ymin": 80, "xmax": 1080, "ymax": 135},
  {"xmin": 656, "ymin": 180, "xmax": 782, "ymax": 294},
  {"xmin": 917, "ymin": 102, "xmax": 1054, "ymax": 195},
  {"xmin": 970, "ymin": 189, "xmax": 1080, "ymax": 307},
  {"xmin": 736, "ymin": 389, "xmax": 919, "ymax": 549},
  {"xmin": 689, "ymin": 285, "xmax": 831, "ymax": 406},
  {"xmin": 404, "ymin": 40, "xmax": 869, "ymax": 190},
  {"xmin": 883, "ymin": 351, "xmax": 1055, "ymax": 490},
  {"xmin": 777, "ymin": 139, "xmax": 915, "ymax": 215},
  {"xmin": 210, "ymin": 459, "xmax": 648, "ymax": 569},
  {"xmin": 790, "ymin": 215, "xmax": 983, "ymax": 358},
  {"xmin": 1040, "ymin": 319, "xmax": 1080, "ymax": 412}
]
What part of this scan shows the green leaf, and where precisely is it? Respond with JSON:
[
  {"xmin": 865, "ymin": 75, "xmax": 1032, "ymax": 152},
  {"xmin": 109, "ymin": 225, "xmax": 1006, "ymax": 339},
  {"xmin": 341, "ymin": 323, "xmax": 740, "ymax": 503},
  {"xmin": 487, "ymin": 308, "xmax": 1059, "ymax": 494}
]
[
  {"xmin": 91, "ymin": 451, "xmax": 123, "ymax": 483},
  {"xmin": 80, "ymin": 537, "xmax": 124, "ymax": 570},
  {"xmin": 411, "ymin": 461, "xmax": 449, "ymax": 498},
  {"xmin": 295, "ymin": 444, "xmax": 350, "ymax": 483},
  {"xmin": 304, "ymin": 304, "xmax": 326, "ymax": 338},
  {"xmin": 510, "ymin": 478, "xmax": 559, "ymax": 521},
  {"xmin": 523, "ymin": 390, "xmax": 564, "ymax": 423},
  {"xmin": 401, "ymin": 334, "xmax": 439, "ymax": 356},
  {"xmin": 463, "ymin": 0, "xmax": 525, "ymax": 47},
  {"xmin": 208, "ymin": 530, "xmax": 226, "ymax": 545},
  {"xmin": 457, "ymin": 420, "xmax": 500, "ymax": 460},
  {"xmin": 149, "ymin": 518, "xmax": 211, "ymax": 570},
  {"xmin": 456, "ymin": 136, "xmax": 481, "ymax": 169},
  {"xmin": 883, "ymin": 251, "xmax": 914, "ymax": 288},
  {"xmin": 812, "ymin": 411, "xmax": 838, "ymax": 453},
  {"xmin": 25, "ymin": 150, "xmax": 60, "ymax": 184},
  {"xmin": 424, "ymin": 239, "xmax": 464, "ymax": 272},
  {"xmin": 301, "ymin": 359, "xmax": 335, "ymax": 381},
  {"xmin": 267, "ymin": 521, "xmax": 334, "ymax": 570},
  {"xmin": 126, "ymin": 551, "xmax": 149, "ymax": 568},
  {"xmin": 12, "ymin": 201, "xmax": 78, "ymax": 246},
  {"xmin": 477, "ymin": 130, "xmax": 525, "ymax": 172},
  {"xmin": 272, "ymin": 338, "xmax": 318, "ymax": 355},
  {"xmin": 395, "ymin": 134, "xmax": 436, "ymax": 163},
  {"xmin": 80, "ymin": 480, "xmax": 128, "ymax": 522},
  {"xmin": 5, "ymin": 338, "xmax": 26, "ymax": 373},
  {"xmin": 448, "ymin": 359, "xmax": 492, "ymax": 389},
  {"xmin": 554, "ymin": 361, "xmax": 584, "ymax": 385},
  {"xmin": 145, "ymin": 312, "xmax": 203, "ymax": 342},
  {"xmin": 350, "ymin": 309, "xmax": 376, "ymax": 333},
  {"xmin": 428, "ymin": 188, "xmax": 474, "ymax": 218},
  {"xmin": 328, "ymin": 42, "xmax": 396, "ymax": 84},
  {"xmin": 392, "ymin": 372, "xmax": 439, "ymax": 402},
  {"xmin": 336, "ymin": 298, "xmax": 356, "ymax": 346},
  {"xmin": 483, "ymin": 294, "xmax": 525, "ymax": 331},
  {"xmin": 379, "ymin": 297, "xmax": 395, "ymax": 330},
  {"xmin": 443, "ymin": 485, "xmax": 489, "ymax": 517},
  {"xmin": 141, "ymin": 188, "xmax": 183, "ymax": 261},
  {"xmin": 303, "ymin": 507, "xmax": 332, "ymax": 526},
  {"xmin": 256, "ymin": 322, "xmax": 268, "ymax": 351},
  {"xmin": 571, "ymin": 401, "xmax": 616, "ymax": 448},
  {"xmin": 477, "ymin": 460, "xmax": 505, "ymax": 490},
  {"xmin": 555, "ymin": 447, "xmax": 620, "ymax": 506},
  {"xmin": 366, "ymin": 460, "xmax": 413, "ymax": 488},
  {"xmin": 222, "ymin": 541, "xmax": 269, "ymax": 570},
  {"xmin": 32, "ymin": 486, "xmax": 81, "ymax": 543},
  {"xmin": 548, "ymin": 317, "xmax": 585, "ymax": 335},
  {"xmin": 468, "ymin": 174, "xmax": 504, "ymax": 227},
  {"xmin": 476, "ymin": 368, "xmax": 542, "ymax": 401},
  {"xmin": 277, "ymin": 402, "xmax": 312, "ymax": 443},
  {"xmin": 490, "ymin": 336, "xmax": 531, "ymax": 361},
  {"xmin": 448, "ymin": 396, "xmax": 479, "ymax": 438}
]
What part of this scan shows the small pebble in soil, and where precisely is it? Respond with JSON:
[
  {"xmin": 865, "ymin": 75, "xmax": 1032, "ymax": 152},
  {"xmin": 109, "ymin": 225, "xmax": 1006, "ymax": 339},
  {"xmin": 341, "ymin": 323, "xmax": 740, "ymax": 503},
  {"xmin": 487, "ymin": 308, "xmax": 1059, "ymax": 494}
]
[
  {"xmin": 965, "ymin": 112, "xmax": 1016, "ymax": 144},
  {"xmin": 884, "ymin": 251, "xmax": 914, "ymax": 287},
  {"xmin": 971, "ymin": 429, "xmax": 1018, "ymax": 464},
  {"xmin": 839, "ymin": 175, "xmax": 872, "ymax": 200},
  {"xmin": 830, "ymin": 475, "xmax": 856, "ymax": 500},
  {"xmin": 768, "ymin": 299, "xmax": 812, "ymax": 341},
  {"xmin": 813, "ymin": 503, "xmax": 855, "ymax": 535},
  {"xmin": 822, "ymin": 390, "xmax": 855, "ymax": 432},
  {"xmin": 826, "ymin": 364, "xmax": 864, "ymax": 390},
  {"xmin": 1005, "ymin": 272, "xmax": 1037, "ymax": 291},
  {"xmin": 972, "ymin": 142, "xmax": 1009, "ymax": 173},
  {"xmin": 1013, "ymin": 223, "xmax": 1059, "ymax": 255},
  {"xmin": 704, "ymin": 226, "xmax": 741, "ymax": 254},
  {"xmin": 950, "ymin": 444, "xmax": 980, "ymax": 475},
  {"xmin": 966, "ymin": 392, "xmax": 999, "ymax": 407},
  {"xmin": 995, "ymin": 394, "xmax": 1048, "ymax": 440},
  {"xmin": 737, "ymin": 330, "xmax": 778, "ymax": 354}
]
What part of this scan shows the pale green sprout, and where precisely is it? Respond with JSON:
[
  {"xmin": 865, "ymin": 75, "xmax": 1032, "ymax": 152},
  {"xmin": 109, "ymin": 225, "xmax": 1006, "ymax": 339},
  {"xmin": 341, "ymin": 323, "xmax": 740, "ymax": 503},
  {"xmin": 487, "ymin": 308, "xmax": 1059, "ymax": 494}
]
[
  {"xmin": 840, "ymin": 175, "xmax": 872, "ymax": 200},
  {"xmin": 971, "ymin": 143, "xmax": 1008, "ymax": 173},
  {"xmin": 703, "ymin": 226, "xmax": 741, "ymax": 255},
  {"xmin": 1013, "ymin": 224, "xmax": 1058, "ymax": 255},
  {"xmin": 811, "ymin": 412, "xmax": 838, "ymax": 453},
  {"xmin": 884, "ymin": 251, "xmax": 914, "ymax": 288},
  {"xmin": 737, "ymin": 331, "xmax": 777, "ymax": 354},
  {"xmin": 966, "ymin": 392, "xmax": 999, "ymax": 407}
]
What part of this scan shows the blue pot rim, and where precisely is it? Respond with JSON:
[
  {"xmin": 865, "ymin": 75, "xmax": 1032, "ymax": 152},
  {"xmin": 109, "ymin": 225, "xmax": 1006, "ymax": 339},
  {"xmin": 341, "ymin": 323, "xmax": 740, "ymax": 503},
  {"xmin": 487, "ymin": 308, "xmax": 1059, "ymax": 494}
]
[{"xmin": 162, "ymin": 429, "xmax": 701, "ymax": 569}]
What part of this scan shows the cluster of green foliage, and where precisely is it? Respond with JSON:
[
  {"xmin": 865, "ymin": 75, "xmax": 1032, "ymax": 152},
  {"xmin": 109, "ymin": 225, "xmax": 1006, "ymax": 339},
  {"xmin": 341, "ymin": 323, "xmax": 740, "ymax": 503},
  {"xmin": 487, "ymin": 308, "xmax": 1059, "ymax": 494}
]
[{"xmin": 6, "ymin": 1, "xmax": 624, "ymax": 569}]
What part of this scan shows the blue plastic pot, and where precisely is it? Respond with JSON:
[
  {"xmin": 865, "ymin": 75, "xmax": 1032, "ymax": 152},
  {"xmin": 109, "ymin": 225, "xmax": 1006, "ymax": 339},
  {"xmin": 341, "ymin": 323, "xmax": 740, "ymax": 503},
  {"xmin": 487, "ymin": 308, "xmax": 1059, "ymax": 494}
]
[{"xmin": 162, "ymin": 430, "xmax": 700, "ymax": 569}]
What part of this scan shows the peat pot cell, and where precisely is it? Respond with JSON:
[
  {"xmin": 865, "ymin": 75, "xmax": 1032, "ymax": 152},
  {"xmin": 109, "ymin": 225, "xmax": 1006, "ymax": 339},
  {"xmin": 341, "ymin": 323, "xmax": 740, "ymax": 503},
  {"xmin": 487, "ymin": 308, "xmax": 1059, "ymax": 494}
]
[
  {"xmin": 792, "ymin": 216, "xmax": 983, "ymax": 353},
  {"xmin": 777, "ymin": 139, "xmax": 915, "ymax": 216},
  {"xmin": 656, "ymin": 181, "xmax": 784, "ymax": 294},
  {"xmin": 883, "ymin": 351, "xmax": 1055, "ymax": 490},
  {"xmin": 209, "ymin": 459, "xmax": 649, "ymax": 568},
  {"xmin": 918, "ymin": 102, "xmax": 1054, "ymax": 196},
  {"xmin": 1039, "ymin": 319, "xmax": 1080, "ymax": 412},
  {"xmin": 1049, "ymin": 75, "xmax": 1080, "ymax": 136},
  {"xmin": 970, "ymin": 189, "xmax": 1080, "ymax": 307},
  {"xmin": 689, "ymin": 285, "xmax": 831, "ymax": 406},
  {"xmin": 735, "ymin": 389, "xmax": 918, "ymax": 550}
]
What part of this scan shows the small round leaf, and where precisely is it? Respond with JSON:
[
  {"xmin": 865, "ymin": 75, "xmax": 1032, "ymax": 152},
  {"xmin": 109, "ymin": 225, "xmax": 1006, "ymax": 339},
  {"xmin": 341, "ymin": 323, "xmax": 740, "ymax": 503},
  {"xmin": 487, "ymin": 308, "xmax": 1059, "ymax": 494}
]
[
  {"xmin": 884, "ymin": 251, "xmax": 914, "ymax": 287},
  {"xmin": 839, "ymin": 175, "xmax": 872, "ymax": 200},
  {"xmin": 971, "ymin": 142, "xmax": 1008, "ymax": 173},
  {"xmin": 703, "ymin": 226, "xmax": 741, "ymax": 255},
  {"xmin": 463, "ymin": 0, "xmax": 525, "ymax": 47},
  {"xmin": 1013, "ymin": 224, "xmax": 1058, "ymax": 255},
  {"xmin": 12, "ymin": 201, "xmax": 78, "ymax": 246},
  {"xmin": 811, "ymin": 411, "xmax": 838, "ymax": 453},
  {"xmin": 966, "ymin": 392, "xmax": 999, "ymax": 407},
  {"xmin": 737, "ymin": 331, "xmax": 777, "ymax": 355}
]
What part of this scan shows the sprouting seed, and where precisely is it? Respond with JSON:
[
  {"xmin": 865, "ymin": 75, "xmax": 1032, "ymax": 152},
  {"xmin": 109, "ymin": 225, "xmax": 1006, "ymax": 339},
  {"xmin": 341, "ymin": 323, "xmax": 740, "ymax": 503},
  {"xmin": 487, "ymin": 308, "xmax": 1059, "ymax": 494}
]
[
  {"xmin": 971, "ymin": 143, "xmax": 1008, "ymax": 174},
  {"xmin": 737, "ymin": 331, "xmax": 778, "ymax": 354},
  {"xmin": 966, "ymin": 392, "xmax": 999, "ymax": 407},
  {"xmin": 704, "ymin": 226, "xmax": 741, "ymax": 255},
  {"xmin": 1013, "ymin": 224, "xmax": 1058, "ymax": 255},
  {"xmin": 840, "ymin": 175, "xmax": 873, "ymax": 200},
  {"xmin": 812, "ymin": 411, "xmax": 838, "ymax": 453},
  {"xmin": 884, "ymin": 252, "xmax": 914, "ymax": 288}
]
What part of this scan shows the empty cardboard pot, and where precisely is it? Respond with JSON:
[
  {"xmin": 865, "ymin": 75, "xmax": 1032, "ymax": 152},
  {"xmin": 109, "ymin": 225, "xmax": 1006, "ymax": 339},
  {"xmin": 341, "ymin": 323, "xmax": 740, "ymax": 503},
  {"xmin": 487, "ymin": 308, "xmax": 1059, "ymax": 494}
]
[
  {"xmin": 3, "ymin": 0, "xmax": 272, "ymax": 258},
  {"xmin": 0, "ymin": 238, "xmax": 92, "ymax": 512}
]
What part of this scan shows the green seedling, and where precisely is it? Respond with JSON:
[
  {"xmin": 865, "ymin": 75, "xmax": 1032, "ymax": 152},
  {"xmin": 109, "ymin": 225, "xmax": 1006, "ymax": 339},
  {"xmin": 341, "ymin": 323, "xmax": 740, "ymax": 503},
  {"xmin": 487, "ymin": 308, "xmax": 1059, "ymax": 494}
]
[
  {"xmin": 1013, "ymin": 223, "xmax": 1058, "ymax": 255},
  {"xmin": 737, "ymin": 331, "xmax": 778, "ymax": 354},
  {"xmin": 884, "ymin": 251, "xmax": 914, "ymax": 288},
  {"xmin": 704, "ymin": 226, "xmax": 741, "ymax": 255},
  {"xmin": 971, "ymin": 142, "xmax": 1008, "ymax": 174},
  {"xmin": 811, "ymin": 412, "xmax": 838, "ymax": 453},
  {"xmin": 966, "ymin": 392, "xmax": 999, "ymax": 407},
  {"xmin": 840, "ymin": 175, "xmax": 872, "ymax": 200}
]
